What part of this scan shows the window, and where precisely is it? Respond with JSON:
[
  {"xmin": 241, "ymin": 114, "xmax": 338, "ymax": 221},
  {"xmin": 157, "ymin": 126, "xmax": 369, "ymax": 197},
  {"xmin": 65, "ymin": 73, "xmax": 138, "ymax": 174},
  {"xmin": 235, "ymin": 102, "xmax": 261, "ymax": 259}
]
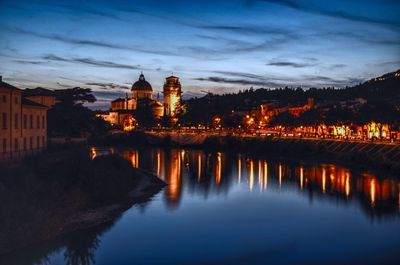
[
  {"xmin": 2, "ymin": 139, "xmax": 6, "ymax": 153},
  {"xmin": 2, "ymin": 113, "xmax": 7, "ymax": 129},
  {"xmin": 29, "ymin": 137, "xmax": 33, "ymax": 150},
  {"xmin": 37, "ymin": 116, "xmax": 40, "ymax": 129},
  {"xmin": 30, "ymin": 115, "xmax": 33, "ymax": 129},
  {"xmin": 23, "ymin": 138, "xmax": 27, "ymax": 151},
  {"xmin": 42, "ymin": 136, "xmax": 45, "ymax": 147},
  {"xmin": 37, "ymin": 136, "xmax": 40, "ymax": 148},
  {"xmin": 15, "ymin": 97, "xmax": 18, "ymax": 104},
  {"xmin": 24, "ymin": 114, "xmax": 27, "ymax": 129},
  {"xmin": 42, "ymin": 116, "xmax": 45, "ymax": 129},
  {"xmin": 2, "ymin": 95, "xmax": 6, "ymax": 103},
  {"xmin": 14, "ymin": 113, "xmax": 18, "ymax": 129},
  {"xmin": 14, "ymin": 138, "xmax": 18, "ymax": 151}
]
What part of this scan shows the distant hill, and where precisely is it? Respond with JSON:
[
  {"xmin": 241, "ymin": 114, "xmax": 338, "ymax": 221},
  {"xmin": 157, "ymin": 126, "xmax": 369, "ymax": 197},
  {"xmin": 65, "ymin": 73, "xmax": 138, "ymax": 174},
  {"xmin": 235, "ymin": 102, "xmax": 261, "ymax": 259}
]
[
  {"xmin": 182, "ymin": 70, "xmax": 400, "ymax": 124},
  {"xmin": 344, "ymin": 69, "xmax": 400, "ymax": 101}
]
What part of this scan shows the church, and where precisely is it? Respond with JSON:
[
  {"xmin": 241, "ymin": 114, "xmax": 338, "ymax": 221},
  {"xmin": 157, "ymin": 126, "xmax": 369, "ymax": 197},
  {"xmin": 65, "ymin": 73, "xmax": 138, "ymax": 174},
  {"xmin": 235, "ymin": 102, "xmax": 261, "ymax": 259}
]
[{"xmin": 98, "ymin": 73, "xmax": 182, "ymax": 130}]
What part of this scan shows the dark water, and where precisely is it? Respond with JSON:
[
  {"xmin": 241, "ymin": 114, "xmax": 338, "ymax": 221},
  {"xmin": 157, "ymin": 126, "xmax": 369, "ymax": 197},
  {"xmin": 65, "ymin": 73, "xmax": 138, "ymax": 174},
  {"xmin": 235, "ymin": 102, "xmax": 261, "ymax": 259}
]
[{"xmin": 4, "ymin": 147, "xmax": 400, "ymax": 265}]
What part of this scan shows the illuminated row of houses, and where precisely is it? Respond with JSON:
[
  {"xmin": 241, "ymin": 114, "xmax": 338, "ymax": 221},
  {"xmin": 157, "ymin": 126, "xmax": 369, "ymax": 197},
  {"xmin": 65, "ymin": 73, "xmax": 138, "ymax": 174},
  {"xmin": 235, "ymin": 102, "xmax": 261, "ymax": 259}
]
[
  {"xmin": 272, "ymin": 121, "xmax": 398, "ymax": 140},
  {"xmin": 0, "ymin": 77, "xmax": 56, "ymax": 159},
  {"xmin": 97, "ymin": 73, "xmax": 182, "ymax": 130}
]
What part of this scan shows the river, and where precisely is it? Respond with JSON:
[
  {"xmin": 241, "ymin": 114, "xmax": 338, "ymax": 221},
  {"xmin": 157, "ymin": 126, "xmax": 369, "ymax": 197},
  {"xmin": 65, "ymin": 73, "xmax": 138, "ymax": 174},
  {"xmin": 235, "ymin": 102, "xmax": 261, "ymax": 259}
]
[{"xmin": 3, "ymin": 147, "xmax": 400, "ymax": 265}]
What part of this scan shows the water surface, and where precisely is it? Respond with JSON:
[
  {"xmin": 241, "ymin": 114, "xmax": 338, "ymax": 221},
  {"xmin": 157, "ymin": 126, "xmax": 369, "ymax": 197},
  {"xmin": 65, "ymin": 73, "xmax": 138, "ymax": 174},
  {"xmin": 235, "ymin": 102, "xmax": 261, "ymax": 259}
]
[{"xmin": 4, "ymin": 147, "xmax": 400, "ymax": 265}]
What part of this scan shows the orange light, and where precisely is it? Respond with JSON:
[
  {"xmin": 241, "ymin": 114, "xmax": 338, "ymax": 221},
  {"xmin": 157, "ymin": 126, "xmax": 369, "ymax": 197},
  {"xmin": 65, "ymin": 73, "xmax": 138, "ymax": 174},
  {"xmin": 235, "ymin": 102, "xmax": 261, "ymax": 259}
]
[
  {"xmin": 370, "ymin": 179, "xmax": 376, "ymax": 207},
  {"xmin": 238, "ymin": 156, "xmax": 242, "ymax": 183},
  {"xmin": 345, "ymin": 173, "xmax": 350, "ymax": 197},
  {"xmin": 300, "ymin": 166, "xmax": 304, "ymax": 190},
  {"xmin": 215, "ymin": 152, "xmax": 222, "ymax": 185},
  {"xmin": 263, "ymin": 161, "xmax": 268, "ymax": 190},
  {"xmin": 197, "ymin": 154, "xmax": 201, "ymax": 182},
  {"xmin": 249, "ymin": 159, "xmax": 254, "ymax": 191}
]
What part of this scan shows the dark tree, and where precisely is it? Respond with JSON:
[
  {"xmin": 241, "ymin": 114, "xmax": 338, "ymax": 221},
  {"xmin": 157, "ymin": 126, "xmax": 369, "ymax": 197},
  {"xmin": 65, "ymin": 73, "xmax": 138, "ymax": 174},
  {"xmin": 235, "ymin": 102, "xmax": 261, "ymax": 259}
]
[{"xmin": 48, "ymin": 87, "xmax": 100, "ymax": 137}]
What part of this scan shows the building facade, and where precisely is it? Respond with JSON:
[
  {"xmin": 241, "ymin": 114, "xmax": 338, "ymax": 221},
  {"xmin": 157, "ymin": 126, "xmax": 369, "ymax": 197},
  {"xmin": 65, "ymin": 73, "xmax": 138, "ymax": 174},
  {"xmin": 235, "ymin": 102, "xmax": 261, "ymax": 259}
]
[
  {"xmin": 0, "ymin": 77, "xmax": 50, "ymax": 159},
  {"xmin": 163, "ymin": 76, "xmax": 182, "ymax": 117},
  {"xmin": 99, "ymin": 73, "xmax": 181, "ymax": 129}
]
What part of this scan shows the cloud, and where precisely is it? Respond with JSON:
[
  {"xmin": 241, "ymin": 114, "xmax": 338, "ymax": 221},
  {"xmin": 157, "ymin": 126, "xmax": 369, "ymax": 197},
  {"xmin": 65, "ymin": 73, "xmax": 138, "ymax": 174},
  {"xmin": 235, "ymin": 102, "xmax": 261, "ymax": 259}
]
[
  {"xmin": 42, "ymin": 54, "xmax": 141, "ymax": 70},
  {"xmin": 302, "ymin": 75, "xmax": 364, "ymax": 86},
  {"xmin": 267, "ymin": 61, "xmax": 316, "ymax": 68},
  {"xmin": 197, "ymin": 24, "xmax": 293, "ymax": 36},
  {"xmin": 194, "ymin": 76, "xmax": 281, "ymax": 87},
  {"xmin": 195, "ymin": 71, "xmax": 365, "ymax": 88},
  {"xmin": 331, "ymin": 64, "xmax": 347, "ymax": 69},
  {"xmin": 13, "ymin": 60, "xmax": 47, "ymax": 65},
  {"xmin": 85, "ymin": 82, "xmax": 130, "ymax": 90},
  {"xmin": 4, "ymin": 27, "xmax": 178, "ymax": 56},
  {"xmin": 214, "ymin": 71, "xmax": 267, "ymax": 80},
  {"xmin": 250, "ymin": 0, "xmax": 400, "ymax": 28},
  {"xmin": 374, "ymin": 60, "xmax": 400, "ymax": 67}
]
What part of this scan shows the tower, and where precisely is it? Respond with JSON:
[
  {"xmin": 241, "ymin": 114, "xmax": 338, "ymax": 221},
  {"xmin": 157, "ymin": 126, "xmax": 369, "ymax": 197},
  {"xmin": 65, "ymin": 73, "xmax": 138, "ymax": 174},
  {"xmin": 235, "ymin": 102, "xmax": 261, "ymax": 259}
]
[
  {"xmin": 163, "ymin": 75, "xmax": 182, "ymax": 117},
  {"xmin": 131, "ymin": 73, "xmax": 153, "ymax": 109}
]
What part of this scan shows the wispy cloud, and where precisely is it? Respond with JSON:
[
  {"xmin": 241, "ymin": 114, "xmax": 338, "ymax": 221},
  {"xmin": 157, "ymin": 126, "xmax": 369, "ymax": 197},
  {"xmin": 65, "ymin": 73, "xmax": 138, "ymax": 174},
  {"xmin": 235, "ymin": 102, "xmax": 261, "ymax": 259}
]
[
  {"xmin": 3, "ymin": 27, "xmax": 178, "ymax": 56},
  {"xmin": 267, "ymin": 61, "xmax": 316, "ymax": 68},
  {"xmin": 250, "ymin": 0, "xmax": 400, "ymax": 28},
  {"xmin": 42, "ymin": 54, "xmax": 141, "ymax": 70},
  {"xmin": 13, "ymin": 59, "xmax": 47, "ymax": 65},
  {"xmin": 194, "ymin": 76, "xmax": 281, "ymax": 87},
  {"xmin": 196, "ymin": 24, "xmax": 293, "ymax": 36},
  {"xmin": 374, "ymin": 60, "xmax": 400, "ymax": 67},
  {"xmin": 302, "ymin": 75, "xmax": 364, "ymax": 86},
  {"xmin": 85, "ymin": 82, "xmax": 130, "ymax": 90}
]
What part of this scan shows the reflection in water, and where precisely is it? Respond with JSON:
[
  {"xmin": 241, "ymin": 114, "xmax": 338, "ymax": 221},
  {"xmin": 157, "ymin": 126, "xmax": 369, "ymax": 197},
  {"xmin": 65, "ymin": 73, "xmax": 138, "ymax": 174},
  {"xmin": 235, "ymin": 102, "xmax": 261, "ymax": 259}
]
[
  {"xmin": 215, "ymin": 152, "xmax": 222, "ymax": 186},
  {"xmin": 249, "ymin": 159, "xmax": 254, "ymax": 191},
  {"xmin": 165, "ymin": 150, "xmax": 182, "ymax": 208},
  {"xmin": 264, "ymin": 161, "xmax": 268, "ymax": 190},
  {"xmin": 322, "ymin": 167, "xmax": 326, "ymax": 193},
  {"xmin": 237, "ymin": 155, "xmax": 241, "ymax": 183},
  {"xmin": 122, "ymin": 150, "xmax": 139, "ymax": 168},
  {"xmin": 197, "ymin": 154, "xmax": 201, "ymax": 182},
  {"xmin": 110, "ymin": 147, "xmax": 400, "ymax": 217},
  {"xmin": 6, "ymin": 147, "xmax": 400, "ymax": 265},
  {"xmin": 300, "ymin": 166, "xmax": 304, "ymax": 190}
]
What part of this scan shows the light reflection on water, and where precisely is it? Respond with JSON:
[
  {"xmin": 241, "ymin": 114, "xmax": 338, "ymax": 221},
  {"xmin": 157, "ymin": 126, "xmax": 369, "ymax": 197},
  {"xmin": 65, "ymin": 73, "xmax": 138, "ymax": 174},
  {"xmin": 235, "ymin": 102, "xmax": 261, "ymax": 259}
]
[
  {"xmin": 92, "ymin": 147, "xmax": 400, "ymax": 215},
  {"xmin": 4, "ymin": 147, "xmax": 400, "ymax": 265}
]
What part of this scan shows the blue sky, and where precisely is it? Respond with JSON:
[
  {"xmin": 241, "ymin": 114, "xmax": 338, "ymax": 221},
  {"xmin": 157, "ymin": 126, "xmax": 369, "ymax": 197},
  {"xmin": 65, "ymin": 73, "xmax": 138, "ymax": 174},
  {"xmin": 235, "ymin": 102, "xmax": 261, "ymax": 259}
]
[{"xmin": 0, "ymin": 0, "xmax": 399, "ymax": 109}]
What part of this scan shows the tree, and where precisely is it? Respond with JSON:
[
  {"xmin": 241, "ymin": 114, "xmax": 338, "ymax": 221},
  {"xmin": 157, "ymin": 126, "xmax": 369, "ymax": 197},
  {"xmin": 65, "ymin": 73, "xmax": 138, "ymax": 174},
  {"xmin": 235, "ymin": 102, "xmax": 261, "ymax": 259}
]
[
  {"xmin": 270, "ymin": 112, "xmax": 298, "ymax": 127},
  {"xmin": 48, "ymin": 87, "xmax": 101, "ymax": 137}
]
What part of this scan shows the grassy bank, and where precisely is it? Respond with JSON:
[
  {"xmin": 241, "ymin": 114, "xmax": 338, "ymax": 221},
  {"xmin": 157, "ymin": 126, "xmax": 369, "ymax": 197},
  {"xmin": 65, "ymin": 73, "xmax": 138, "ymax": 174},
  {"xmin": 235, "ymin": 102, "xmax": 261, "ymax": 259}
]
[{"xmin": 0, "ymin": 146, "xmax": 165, "ymax": 255}]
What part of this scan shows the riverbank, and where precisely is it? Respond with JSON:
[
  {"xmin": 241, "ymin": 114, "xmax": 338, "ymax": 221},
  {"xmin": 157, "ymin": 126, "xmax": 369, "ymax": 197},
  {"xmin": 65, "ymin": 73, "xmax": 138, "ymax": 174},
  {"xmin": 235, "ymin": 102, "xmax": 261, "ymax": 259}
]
[
  {"xmin": 90, "ymin": 131, "xmax": 400, "ymax": 173},
  {"xmin": 0, "ymin": 147, "xmax": 166, "ymax": 255}
]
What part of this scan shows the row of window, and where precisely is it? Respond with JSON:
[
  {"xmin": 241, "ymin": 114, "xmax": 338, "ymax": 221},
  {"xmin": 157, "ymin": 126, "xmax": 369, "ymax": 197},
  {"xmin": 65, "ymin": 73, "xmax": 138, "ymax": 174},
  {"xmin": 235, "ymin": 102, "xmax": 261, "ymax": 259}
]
[
  {"xmin": 1, "ymin": 136, "xmax": 46, "ymax": 153},
  {"xmin": 2, "ymin": 95, "xmax": 19, "ymax": 104},
  {"xmin": 1, "ymin": 113, "xmax": 46, "ymax": 130}
]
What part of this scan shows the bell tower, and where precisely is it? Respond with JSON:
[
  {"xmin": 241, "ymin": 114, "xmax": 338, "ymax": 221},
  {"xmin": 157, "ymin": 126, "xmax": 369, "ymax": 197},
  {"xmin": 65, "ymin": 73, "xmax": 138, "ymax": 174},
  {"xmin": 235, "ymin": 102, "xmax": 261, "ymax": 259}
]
[{"xmin": 163, "ymin": 75, "xmax": 182, "ymax": 117}]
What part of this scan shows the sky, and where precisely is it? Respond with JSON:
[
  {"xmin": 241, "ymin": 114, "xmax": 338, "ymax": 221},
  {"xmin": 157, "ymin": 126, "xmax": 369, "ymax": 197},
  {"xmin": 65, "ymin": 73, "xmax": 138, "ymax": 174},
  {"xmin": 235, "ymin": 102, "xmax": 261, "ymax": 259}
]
[{"xmin": 0, "ymin": 0, "xmax": 399, "ymax": 109}]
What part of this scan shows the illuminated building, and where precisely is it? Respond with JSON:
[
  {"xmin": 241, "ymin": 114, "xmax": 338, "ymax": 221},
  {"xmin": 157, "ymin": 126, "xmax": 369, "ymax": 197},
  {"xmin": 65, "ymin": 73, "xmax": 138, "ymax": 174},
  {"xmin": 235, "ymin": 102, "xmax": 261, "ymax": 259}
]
[
  {"xmin": 97, "ymin": 73, "xmax": 165, "ymax": 129},
  {"xmin": 0, "ymin": 77, "xmax": 52, "ymax": 159},
  {"xmin": 163, "ymin": 75, "xmax": 182, "ymax": 117}
]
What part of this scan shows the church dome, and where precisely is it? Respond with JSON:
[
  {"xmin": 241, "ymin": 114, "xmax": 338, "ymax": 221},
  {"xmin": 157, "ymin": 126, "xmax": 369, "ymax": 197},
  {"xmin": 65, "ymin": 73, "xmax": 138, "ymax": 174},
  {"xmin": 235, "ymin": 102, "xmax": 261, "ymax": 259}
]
[{"xmin": 131, "ymin": 73, "xmax": 152, "ymax": 91}]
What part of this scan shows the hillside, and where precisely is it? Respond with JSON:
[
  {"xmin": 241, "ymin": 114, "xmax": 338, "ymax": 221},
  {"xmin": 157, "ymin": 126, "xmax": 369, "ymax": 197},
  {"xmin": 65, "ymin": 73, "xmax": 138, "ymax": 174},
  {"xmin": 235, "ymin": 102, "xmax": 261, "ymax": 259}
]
[{"xmin": 182, "ymin": 70, "xmax": 400, "ymax": 125}]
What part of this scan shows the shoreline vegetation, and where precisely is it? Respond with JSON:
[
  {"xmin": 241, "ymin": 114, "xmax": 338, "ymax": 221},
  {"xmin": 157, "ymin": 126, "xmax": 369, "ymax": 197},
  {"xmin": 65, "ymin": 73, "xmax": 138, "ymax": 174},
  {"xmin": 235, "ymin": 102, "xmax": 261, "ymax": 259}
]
[
  {"xmin": 0, "ymin": 146, "xmax": 166, "ymax": 256},
  {"xmin": 90, "ymin": 131, "xmax": 400, "ymax": 174}
]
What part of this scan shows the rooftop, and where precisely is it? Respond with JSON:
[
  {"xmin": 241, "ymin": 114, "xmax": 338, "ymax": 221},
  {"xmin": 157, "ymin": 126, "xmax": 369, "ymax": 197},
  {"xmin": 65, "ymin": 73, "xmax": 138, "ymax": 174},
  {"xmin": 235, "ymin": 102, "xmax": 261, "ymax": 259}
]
[
  {"xmin": 23, "ymin": 87, "xmax": 55, "ymax": 97},
  {"xmin": 21, "ymin": 98, "xmax": 47, "ymax": 108},
  {"xmin": 0, "ymin": 77, "xmax": 21, "ymax": 91}
]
